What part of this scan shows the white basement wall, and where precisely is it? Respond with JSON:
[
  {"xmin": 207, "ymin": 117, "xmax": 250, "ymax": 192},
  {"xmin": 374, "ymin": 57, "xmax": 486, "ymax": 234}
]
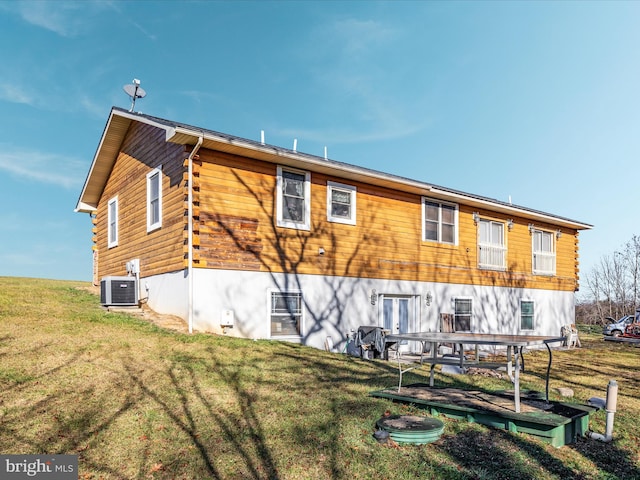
[{"xmin": 142, "ymin": 268, "xmax": 575, "ymax": 353}]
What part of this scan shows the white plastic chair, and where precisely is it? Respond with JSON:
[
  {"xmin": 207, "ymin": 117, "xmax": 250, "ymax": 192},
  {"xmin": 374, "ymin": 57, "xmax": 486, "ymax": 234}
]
[{"xmin": 562, "ymin": 324, "xmax": 579, "ymax": 348}]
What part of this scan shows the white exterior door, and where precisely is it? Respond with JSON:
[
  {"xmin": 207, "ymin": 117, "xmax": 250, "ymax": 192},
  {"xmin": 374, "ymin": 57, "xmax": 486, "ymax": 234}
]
[{"xmin": 382, "ymin": 295, "xmax": 414, "ymax": 352}]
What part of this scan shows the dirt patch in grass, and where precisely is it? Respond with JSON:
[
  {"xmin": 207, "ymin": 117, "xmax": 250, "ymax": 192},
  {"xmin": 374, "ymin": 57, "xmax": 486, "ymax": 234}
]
[{"xmin": 74, "ymin": 284, "xmax": 189, "ymax": 333}]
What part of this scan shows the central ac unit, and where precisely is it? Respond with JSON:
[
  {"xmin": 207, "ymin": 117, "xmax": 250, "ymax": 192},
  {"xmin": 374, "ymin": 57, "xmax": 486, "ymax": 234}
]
[{"xmin": 100, "ymin": 276, "xmax": 138, "ymax": 306}]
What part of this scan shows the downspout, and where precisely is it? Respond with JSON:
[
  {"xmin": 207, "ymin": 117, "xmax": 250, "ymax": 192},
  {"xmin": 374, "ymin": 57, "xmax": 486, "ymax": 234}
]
[{"xmin": 187, "ymin": 136, "xmax": 203, "ymax": 334}]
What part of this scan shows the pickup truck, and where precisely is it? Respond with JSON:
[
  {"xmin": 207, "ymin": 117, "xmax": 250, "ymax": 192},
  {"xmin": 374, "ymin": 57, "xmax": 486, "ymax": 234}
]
[{"xmin": 603, "ymin": 313, "xmax": 639, "ymax": 337}]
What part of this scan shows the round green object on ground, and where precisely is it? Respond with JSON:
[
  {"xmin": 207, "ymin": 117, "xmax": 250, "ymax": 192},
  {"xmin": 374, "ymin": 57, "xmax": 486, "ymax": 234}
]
[{"xmin": 376, "ymin": 415, "xmax": 445, "ymax": 445}]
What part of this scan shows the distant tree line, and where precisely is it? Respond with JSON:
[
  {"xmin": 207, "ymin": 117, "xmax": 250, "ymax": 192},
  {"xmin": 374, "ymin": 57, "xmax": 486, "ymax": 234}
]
[{"xmin": 576, "ymin": 235, "xmax": 640, "ymax": 325}]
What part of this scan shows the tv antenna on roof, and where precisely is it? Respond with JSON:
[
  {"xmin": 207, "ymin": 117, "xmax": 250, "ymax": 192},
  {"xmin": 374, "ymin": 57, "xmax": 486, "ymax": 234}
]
[{"xmin": 123, "ymin": 78, "xmax": 146, "ymax": 112}]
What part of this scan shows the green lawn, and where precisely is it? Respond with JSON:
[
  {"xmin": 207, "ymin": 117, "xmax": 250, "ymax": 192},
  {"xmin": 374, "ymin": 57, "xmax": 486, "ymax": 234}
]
[{"xmin": 0, "ymin": 277, "xmax": 638, "ymax": 479}]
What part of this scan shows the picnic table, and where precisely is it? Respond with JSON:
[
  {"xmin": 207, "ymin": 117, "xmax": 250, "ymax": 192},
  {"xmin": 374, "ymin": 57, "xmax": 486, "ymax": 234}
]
[{"xmin": 384, "ymin": 332, "xmax": 566, "ymax": 413}]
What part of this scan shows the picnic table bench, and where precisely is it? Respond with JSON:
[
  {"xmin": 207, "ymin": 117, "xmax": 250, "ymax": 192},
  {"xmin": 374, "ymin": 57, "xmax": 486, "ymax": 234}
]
[{"xmin": 384, "ymin": 332, "xmax": 566, "ymax": 413}]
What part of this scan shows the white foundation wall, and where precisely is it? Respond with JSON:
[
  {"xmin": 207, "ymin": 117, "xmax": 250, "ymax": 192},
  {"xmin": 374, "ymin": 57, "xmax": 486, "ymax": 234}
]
[
  {"xmin": 142, "ymin": 270, "xmax": 189, "ymax": 319},
  {"xmin": 162, "ymin": 268, "xmax": 576, "ymax": 351}
]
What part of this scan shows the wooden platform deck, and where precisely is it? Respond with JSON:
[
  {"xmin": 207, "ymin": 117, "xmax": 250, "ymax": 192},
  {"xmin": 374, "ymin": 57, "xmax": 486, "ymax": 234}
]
[
  {"xmin": 604, "ymin": 335, "xmax": 640, "ymax": 345},
  {"xmin": 385, "ymin": 385, "xmax": 552, "ymax": 415},
  {"xmin": 370, "ymin": 384, "xmax": 597, "ymax": 447}
]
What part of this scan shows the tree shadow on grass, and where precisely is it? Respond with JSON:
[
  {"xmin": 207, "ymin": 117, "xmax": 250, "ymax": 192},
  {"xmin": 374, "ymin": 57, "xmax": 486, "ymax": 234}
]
[
  {"xmin": 373, "ymin": 359, "xmax": 640, "ymax": 480},
  {"xmin": 122, "ymin": 360, "xmax": 223, "ymax": 479},
  {"xmin": 2, "ymin": 337, "xmax": 388, "ymax": 479},
  {"xmin": 117, "ymin": 346, "xmax": 283, "ymax": 480},
  {"xmin": 3, "ymin": 329, "xmax": 638, "ymax": 480},
  {"xmin": 139, "ymin": 338, "xmax": 640, "ymax": 480},
  {"xmin": 569, "ymin": 436, "xmax": 640, "ymax": 480},
  {"xmin": 432, "ymin": 425, "xmax": 640, "ymax": 480},
  {"xmin": 432, "ymin": 427, "xmax": 576, "ymax": 480},
  {"xmin": 0, "ymin": 365, "xmax": 144, "ymax": 479}
]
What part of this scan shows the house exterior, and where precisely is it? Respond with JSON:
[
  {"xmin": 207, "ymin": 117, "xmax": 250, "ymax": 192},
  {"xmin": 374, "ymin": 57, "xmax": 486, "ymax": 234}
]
[{"xmin": 76, "ymin": 107, "xmax": 592, "ymax": 352}]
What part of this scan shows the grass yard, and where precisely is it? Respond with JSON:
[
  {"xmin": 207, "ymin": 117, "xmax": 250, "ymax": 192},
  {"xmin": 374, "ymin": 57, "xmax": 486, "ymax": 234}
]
[{"xmin": 0, "ymin": 277, "xmax": 639, "ymax": 479}]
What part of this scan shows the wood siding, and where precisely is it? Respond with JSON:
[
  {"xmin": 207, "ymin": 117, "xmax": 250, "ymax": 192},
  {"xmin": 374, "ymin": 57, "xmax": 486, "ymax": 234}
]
[
  {"xmin": 192, "ymin": 148, "xmax": 581, "ymax": 292},
  {"xmin": 92, "ymin": 123, "xmax": 582, "ymax": 292},
  {"xmin": 94, "ymin": 123, "xmax": 187, "ymax": 279}
]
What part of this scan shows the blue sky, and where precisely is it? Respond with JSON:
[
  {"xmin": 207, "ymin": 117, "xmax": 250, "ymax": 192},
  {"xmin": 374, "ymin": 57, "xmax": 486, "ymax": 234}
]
[{"xmin": 1, "ymin": 1, "xmax": 639, "ymax": 285}]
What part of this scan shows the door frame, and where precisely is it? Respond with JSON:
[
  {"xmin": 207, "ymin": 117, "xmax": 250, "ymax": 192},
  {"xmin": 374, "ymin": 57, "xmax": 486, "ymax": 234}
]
[{"xmin": 377, "ymin": 293, "xmax": 421, "ymax": 353}]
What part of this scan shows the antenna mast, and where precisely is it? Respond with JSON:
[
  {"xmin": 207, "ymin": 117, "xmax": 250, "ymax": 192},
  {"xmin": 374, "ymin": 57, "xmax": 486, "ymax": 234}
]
[{"xmin": 123, "ymin": 78, "xmax": 147, "ymax": 112}]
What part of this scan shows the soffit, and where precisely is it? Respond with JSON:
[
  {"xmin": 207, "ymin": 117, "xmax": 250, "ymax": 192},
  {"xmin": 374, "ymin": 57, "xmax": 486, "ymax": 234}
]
[{"xmin": 75, "ymin": 112, "xmax": 133, "ymax": 212}]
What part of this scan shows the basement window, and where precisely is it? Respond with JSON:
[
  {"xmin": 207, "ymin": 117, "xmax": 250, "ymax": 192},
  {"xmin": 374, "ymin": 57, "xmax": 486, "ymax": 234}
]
[
  {"xmin": 453, "ymin": 298, "xmax": 472, "ymax": 332},
  {"xmin": 270, "ymin": 290, "xmax": 303, "ymax": 337},
  {"xmin": 521, "ymin": 300, "xmax": 534, "ymax": 330}
]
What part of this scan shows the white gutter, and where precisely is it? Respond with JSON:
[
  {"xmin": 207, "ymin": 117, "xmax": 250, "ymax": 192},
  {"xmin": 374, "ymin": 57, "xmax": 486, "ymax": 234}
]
[
  {"xmin": 187, "ymin": 136, "xmax": 203, "ymax": 334},
  {"xmin": 428, "ymin": 187, "xmax": 593, "ymax": 230},
  {"xmin": 172, "ymin": 127, "xmax": 591, "ymax": 231},
  {"xmin": 168, "ymin": 126, "xmax": 436, "ymax": 194},
  {"xmin": 78, "ymin": 109, "xmax": 590, "ymax": 231}
]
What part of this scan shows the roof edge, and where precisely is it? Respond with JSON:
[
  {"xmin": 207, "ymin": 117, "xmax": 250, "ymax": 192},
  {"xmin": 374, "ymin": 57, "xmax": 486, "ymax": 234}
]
[
  {"xmin": 76, "ymin": 107, "xmax": 592, "ymax": 231},
  {"xmin": 75, "ymin": 108, "xmax": 177, "ymax": 212},
  {"xmin": 428, "ymin": 187, "xmax": 593, "ymax": 230}
]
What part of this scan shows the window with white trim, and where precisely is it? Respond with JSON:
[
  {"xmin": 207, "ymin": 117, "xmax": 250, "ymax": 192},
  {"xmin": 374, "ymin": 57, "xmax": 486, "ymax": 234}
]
[
  {"xmin": 147, "ymin": 167, "xmax": 162, "ymax": 232},
  {"xmin": 270, "ymin": 291, "xmax": 303, "ymax": 337},
  {"xmin": 520, "ymin": 300, "xmax": 534, "ymax": 330},
  {"xmin": 276, "ymin": 166, "xmax": 311, "ymax": 230},
  {"xmin": 107, "ymin": 197, "xmax": 118, "ymax": 248},
  {"xmin": 478, "ymin": 219, "xmax": 506, "ymax": 270},
  {"xmin": 327, "ymin": 181, "xmax": 356, "ymax": 225},
  {"xmin": 532, "ymin": 229, "xmax": 555, "ymax": 275},
  {"xmin": 422, "ymin": 198, "xmax": 457, "ymax": 244},
  {"xmin": 454, "ymin": 298, "xmax": 472, "ymax": 331}
]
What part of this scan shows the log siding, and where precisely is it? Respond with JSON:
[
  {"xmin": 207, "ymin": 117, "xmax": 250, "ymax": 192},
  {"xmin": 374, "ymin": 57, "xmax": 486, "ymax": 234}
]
[
  {"xmin": 91, "ymin": 117, "xmax": 582, "ymax": 294},
  {"xmin": 94, "ymin": 122, "xmax": 187, "ymax": 279},
  {"xmin": 192, "ymin": 148, "xmax": 580, "ymax": 292}
]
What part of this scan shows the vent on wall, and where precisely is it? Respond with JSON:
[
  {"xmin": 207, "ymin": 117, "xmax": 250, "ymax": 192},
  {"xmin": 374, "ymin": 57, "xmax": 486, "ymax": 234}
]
[{"xmin": 100, "ymin": 276, "xmax": 138, "ymax": 306}]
